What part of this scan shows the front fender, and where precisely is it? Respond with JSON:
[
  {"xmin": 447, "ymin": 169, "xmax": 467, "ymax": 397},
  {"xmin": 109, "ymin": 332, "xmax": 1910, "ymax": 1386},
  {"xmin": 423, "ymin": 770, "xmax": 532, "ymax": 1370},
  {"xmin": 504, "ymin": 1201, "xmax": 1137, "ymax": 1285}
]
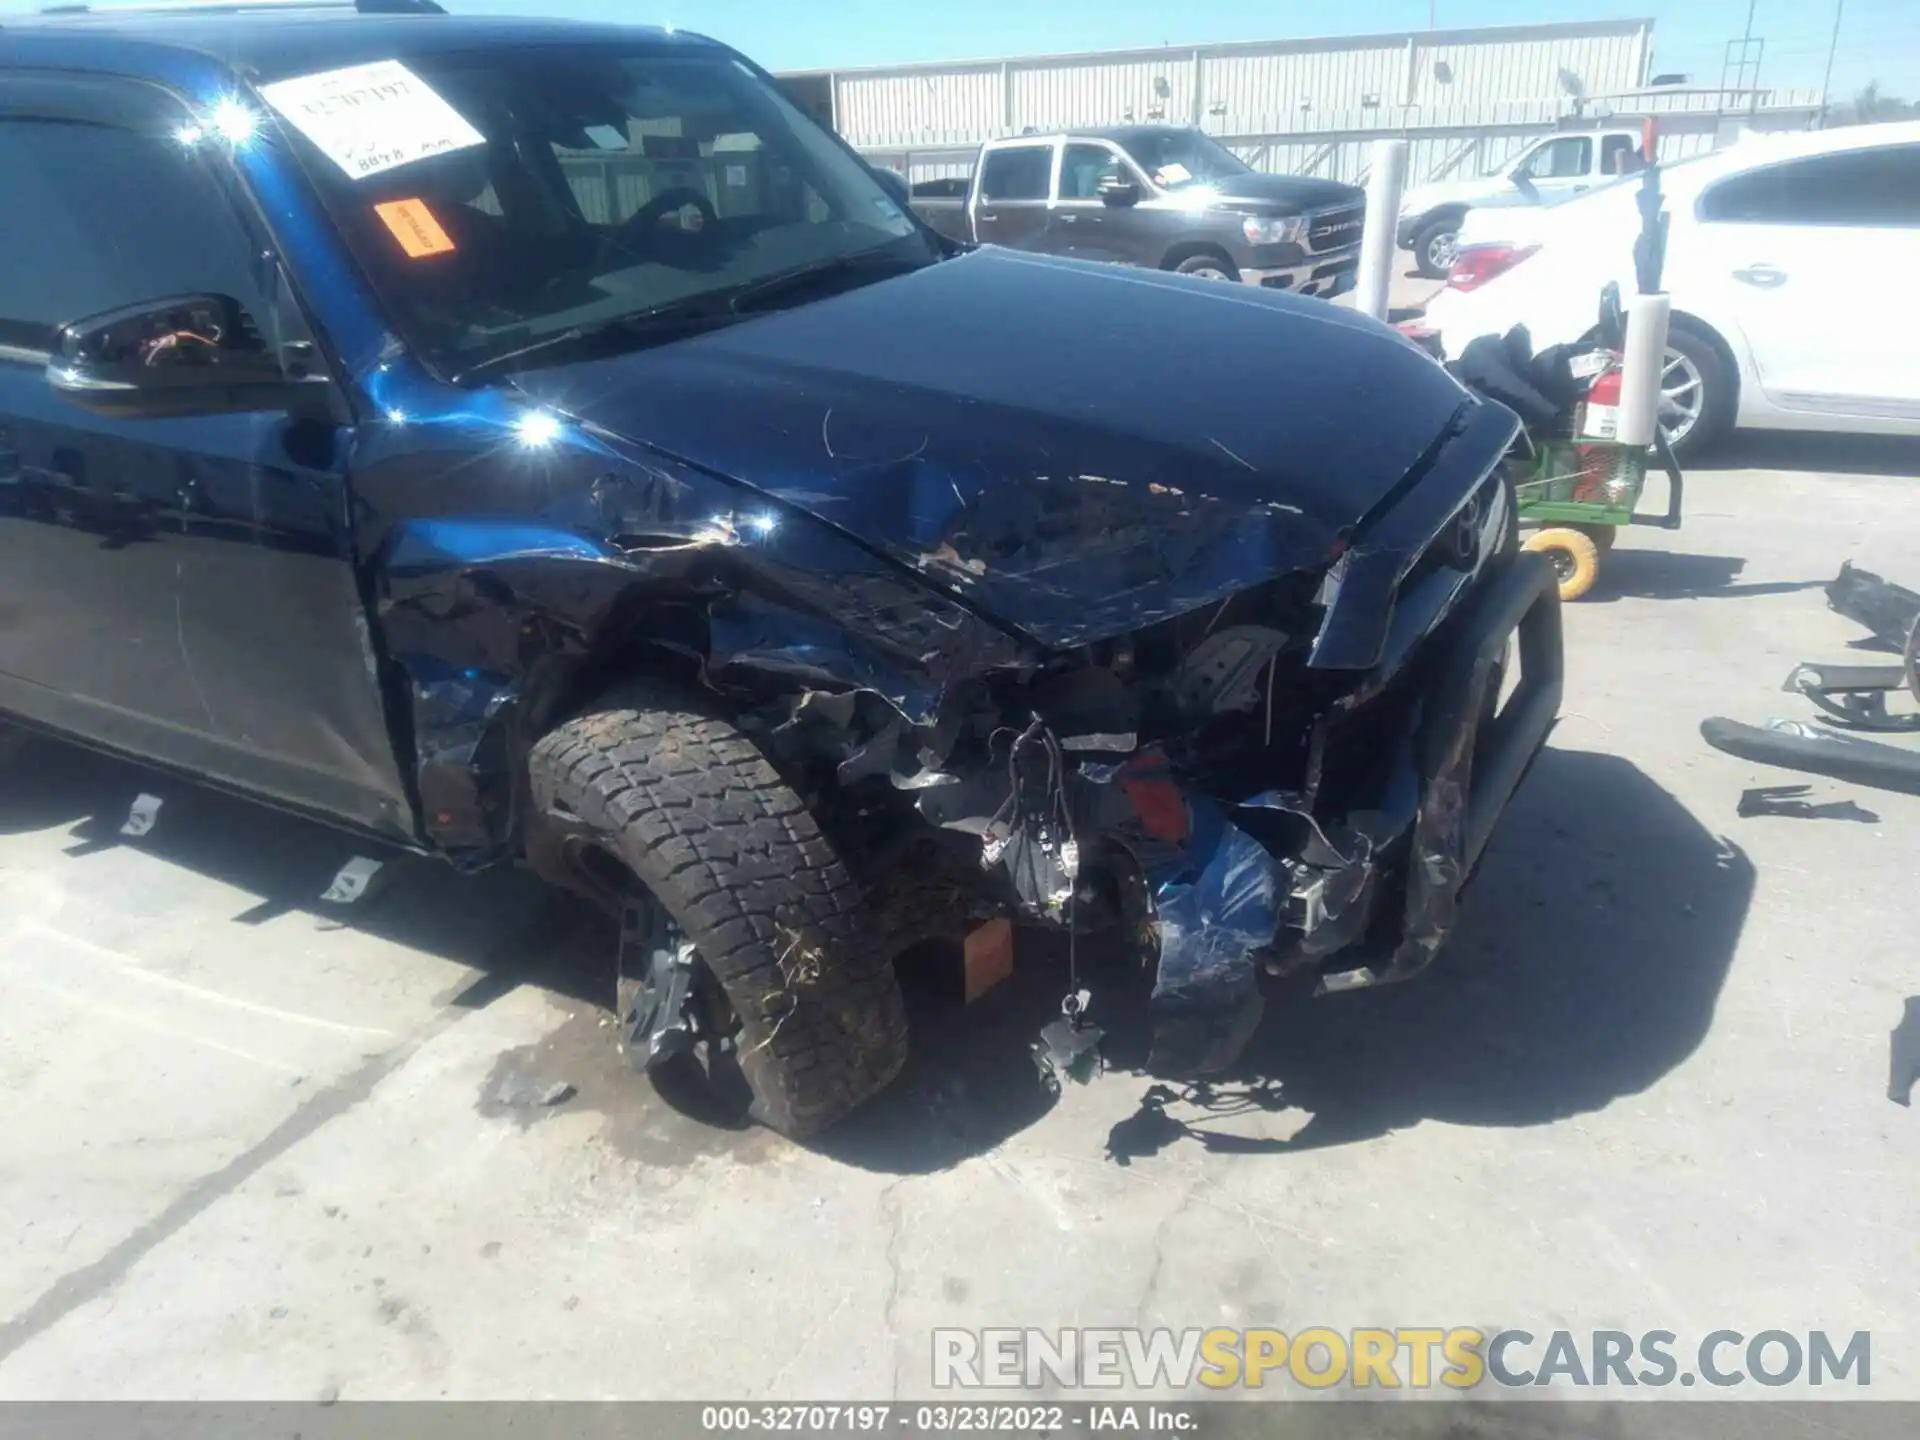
[{"xmin": 350, "ymin": 393, "xmax": 1028, "ymax": 864}]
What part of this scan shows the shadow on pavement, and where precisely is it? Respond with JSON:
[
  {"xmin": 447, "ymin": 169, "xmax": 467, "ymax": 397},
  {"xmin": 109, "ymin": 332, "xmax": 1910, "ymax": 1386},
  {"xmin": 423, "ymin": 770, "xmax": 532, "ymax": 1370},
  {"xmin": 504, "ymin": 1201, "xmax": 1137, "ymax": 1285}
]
[
  {"xmin": 0, "ymin": 732, "xmax": 611, "ymax": 1009},
  {"xmin": 1581, "ymin": 548, "xmax": 1824, "ymax": 603},
  {"xmin": 1695, "ymin": 431, "xmax": 1920, "ymax": 479},
  {"xmin": 812, "ymin": 942, "xmax": 1071, "ymax": 1170},
  {"xmin": 0, "ymin": 735, "xmax": 1752, "ymax": 1174},
  {"xmin": 825, "ymin": 747, "xmax": 1753, "ymax": 1172},
  {"xmin": 1100, "ymin": 747, "xmax": 1754, "ymax": 1160}
]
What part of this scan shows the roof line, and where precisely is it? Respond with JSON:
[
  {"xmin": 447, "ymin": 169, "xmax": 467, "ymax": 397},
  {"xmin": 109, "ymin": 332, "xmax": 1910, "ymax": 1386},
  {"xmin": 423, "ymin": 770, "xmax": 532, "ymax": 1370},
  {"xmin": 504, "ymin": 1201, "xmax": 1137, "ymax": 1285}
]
[{"xmin": 777, "ymin": 17, "xmax": 1655, "ymax": 81}]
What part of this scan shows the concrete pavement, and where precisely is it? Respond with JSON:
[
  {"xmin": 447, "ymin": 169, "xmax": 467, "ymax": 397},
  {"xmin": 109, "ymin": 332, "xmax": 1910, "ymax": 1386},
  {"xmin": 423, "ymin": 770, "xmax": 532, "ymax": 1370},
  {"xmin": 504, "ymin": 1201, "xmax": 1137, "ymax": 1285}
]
[{"xmin": 2, "ymin": 439, "xmax": 1918, "ymax": 1401}]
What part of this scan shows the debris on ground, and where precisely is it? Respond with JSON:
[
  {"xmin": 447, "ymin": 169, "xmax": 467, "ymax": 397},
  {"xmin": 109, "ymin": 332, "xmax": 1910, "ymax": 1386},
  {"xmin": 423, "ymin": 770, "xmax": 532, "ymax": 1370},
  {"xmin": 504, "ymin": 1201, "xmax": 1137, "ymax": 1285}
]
[
  {"xmin": 1031, "ymin": 991, "xmax": 1103, "ymax": 1092},
  {"xmin": 1704, "ymin": 563, "xmax": 1920, "ymax": 799},
  {"xmin": 490, "ymin": 1074, "xmax": 576, "ymax": 1110},
  {"xmin": 1736, "ymin": 785, "xmax": 1879, "ymax": 824}
]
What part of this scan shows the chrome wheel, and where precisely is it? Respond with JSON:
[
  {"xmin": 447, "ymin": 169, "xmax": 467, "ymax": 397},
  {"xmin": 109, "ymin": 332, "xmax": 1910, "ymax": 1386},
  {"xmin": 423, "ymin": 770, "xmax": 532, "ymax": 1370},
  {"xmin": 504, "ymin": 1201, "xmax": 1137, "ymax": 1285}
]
[
  {"xmin": 1190, "ymin": 264, "xmax": 1233, "ymax": 282},
  {"xmin": 1658, "ymin": 346, "xmax": 1706, "ymax": 449},
  {"xmin": 1426, "ymin": 230, "xmax": 1458, "ymax": 273}
]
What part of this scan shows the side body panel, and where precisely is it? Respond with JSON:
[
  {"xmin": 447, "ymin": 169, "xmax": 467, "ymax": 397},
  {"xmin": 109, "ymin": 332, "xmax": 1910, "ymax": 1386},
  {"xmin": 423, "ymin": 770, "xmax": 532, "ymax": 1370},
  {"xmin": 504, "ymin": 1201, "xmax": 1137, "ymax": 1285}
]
[{"xmin": 0, "ymin": 63, "xmax": 415, "ymax": 839}]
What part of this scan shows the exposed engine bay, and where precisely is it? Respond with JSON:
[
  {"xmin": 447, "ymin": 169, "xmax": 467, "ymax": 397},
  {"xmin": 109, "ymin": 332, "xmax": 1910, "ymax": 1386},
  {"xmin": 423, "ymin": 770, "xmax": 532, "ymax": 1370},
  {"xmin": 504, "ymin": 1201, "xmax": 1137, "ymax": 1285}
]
[{"xmin": 712, "ymin": 460, "xmax": 1563, "ymax": 1080}]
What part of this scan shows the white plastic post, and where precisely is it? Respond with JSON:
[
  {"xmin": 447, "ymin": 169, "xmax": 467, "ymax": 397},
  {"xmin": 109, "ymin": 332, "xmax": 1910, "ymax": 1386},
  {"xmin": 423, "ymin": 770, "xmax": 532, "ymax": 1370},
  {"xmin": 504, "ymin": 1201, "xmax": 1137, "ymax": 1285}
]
[
  {"xmin": 1616, "ymin": 292, "xmax": 1673, "ymax": 448},
  {"xmin": 1355, "ymin": 138, "xmax": 1409, "ymax": 322}
]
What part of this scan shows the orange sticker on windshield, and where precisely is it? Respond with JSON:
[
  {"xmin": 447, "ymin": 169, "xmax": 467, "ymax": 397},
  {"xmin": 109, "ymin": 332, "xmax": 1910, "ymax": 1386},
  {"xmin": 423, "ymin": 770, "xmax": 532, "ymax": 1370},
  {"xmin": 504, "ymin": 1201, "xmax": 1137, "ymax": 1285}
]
[{"xmin": 374, "ymin": 198, "xmax": 456, "ymax": 258}]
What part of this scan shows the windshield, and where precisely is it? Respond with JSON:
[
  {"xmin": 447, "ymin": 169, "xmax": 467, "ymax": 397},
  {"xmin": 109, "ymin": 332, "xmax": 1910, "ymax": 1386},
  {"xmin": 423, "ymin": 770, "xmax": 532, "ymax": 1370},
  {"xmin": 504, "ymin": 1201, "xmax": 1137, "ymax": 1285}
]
[
  {"xmin": 274, "ymin": 46, "xmax": 941, "ymax": 378},
  {"xmin": 1119, "ymin": 130, "xmax": 1252, "ymax": 190}
]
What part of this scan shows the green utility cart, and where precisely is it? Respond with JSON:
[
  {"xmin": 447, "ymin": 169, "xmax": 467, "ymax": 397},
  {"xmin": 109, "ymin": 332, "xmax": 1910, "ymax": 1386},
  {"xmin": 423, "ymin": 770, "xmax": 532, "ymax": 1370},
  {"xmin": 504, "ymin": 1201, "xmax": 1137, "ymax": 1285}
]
[{"xmin": 1515, "ymin": 427, "xmax": 1684, "ymax": 601}]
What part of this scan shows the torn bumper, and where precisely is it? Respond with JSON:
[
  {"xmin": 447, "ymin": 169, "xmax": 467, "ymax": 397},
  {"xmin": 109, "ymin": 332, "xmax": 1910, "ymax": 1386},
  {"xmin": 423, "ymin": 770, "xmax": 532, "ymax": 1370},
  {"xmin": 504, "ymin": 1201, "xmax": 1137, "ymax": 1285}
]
[
  {"xmin": 928, "ymin": 550, "xmax": 1563, "ymax": 1079},
  {"xmin": 1156, "ymin": 551, "xmax": 1560, "ymax": 1073}
]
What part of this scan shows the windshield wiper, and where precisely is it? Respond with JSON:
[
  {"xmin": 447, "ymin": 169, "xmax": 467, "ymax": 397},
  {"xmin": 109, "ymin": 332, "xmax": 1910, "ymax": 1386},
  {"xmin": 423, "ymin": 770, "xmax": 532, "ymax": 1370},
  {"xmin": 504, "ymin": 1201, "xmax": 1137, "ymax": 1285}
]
[
  {"xmin": 453, "ymin": 298, "xmax": 741, "ymax": 384},
  {"xmin": 727, "ymin": 247, "xmax": 925, "ymax": 315}
]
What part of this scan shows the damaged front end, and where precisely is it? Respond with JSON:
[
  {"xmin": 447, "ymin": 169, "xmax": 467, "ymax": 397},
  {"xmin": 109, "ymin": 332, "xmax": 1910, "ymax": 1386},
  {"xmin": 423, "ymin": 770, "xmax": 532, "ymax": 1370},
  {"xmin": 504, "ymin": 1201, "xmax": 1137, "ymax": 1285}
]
[
  {"xmin": 871, "ymin": 490, "xmax": 1563, "ymax": 1078},
  {"xmin": 707, "ymin": 401, "xmax": 1565, "ymax": 1081},
  {"xmin": 352, "ymin": 260, "xmax": 1563, "ymax": 1084}
]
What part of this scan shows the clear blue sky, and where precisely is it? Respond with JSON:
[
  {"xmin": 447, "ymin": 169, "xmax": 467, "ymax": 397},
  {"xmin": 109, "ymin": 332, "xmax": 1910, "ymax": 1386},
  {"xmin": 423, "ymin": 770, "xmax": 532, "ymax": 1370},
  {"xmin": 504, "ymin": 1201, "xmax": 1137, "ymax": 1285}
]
[
  {"xmin": 4, "ymin": 0, "xmax": 1915, "ymax": 98},
  {"xmin": 456, "ymin": 0, "xmax": 1918, "ymax": 97}
]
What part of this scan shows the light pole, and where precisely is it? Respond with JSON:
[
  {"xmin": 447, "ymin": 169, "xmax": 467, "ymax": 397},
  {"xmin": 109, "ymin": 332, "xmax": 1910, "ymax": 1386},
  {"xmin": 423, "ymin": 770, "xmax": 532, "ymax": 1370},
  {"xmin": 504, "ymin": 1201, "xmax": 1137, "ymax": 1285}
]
[{"xmin": 1820, "ymin": 0, "xmax": 1846, "ymax": 125}]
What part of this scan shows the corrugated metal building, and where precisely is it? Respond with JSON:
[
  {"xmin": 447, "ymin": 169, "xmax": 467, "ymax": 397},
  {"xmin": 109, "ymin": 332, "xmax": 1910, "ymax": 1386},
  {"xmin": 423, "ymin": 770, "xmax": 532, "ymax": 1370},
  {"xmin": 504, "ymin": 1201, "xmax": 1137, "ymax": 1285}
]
[
  {"xmin": 783, "ymin": 20, "xmax": 1654, "ymax": 147},
  {"xmin": 781, "ymin": 21, "xmax": 1823, "ymax": 185}
]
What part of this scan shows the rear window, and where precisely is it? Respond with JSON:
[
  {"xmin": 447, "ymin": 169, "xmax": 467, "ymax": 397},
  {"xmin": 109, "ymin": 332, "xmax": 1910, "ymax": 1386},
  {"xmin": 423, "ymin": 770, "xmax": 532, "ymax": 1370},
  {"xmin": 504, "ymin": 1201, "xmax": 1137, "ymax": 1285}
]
[{"xmin": 1699, "ymin": 145, "xmax": 1920, "ymax": 227}]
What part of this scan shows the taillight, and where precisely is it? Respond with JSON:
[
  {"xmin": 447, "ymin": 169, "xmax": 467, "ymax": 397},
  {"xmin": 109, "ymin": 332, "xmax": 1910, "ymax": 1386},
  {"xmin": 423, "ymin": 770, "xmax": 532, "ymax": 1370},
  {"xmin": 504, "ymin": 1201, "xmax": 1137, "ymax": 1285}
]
[{"xmin": 1448, "ymin": 243, "xmax": 1538, "ymax": 292}]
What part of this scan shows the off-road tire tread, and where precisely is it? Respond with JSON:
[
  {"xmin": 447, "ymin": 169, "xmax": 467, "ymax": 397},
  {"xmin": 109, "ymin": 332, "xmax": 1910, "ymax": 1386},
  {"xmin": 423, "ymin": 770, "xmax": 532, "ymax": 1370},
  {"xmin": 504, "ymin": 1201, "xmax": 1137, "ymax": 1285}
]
[{"xmin": 527, "ymin": 680, "xmax": 908, "ymax": 1137}]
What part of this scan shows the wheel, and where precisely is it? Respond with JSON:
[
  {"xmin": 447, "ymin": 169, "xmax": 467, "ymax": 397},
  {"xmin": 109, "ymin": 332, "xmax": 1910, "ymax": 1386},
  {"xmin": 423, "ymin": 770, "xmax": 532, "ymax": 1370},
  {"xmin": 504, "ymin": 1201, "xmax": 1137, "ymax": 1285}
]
[
  {"xmin": 1523, "ymin": 526, "xmax": 1602, "ymax": 602},
  {"xmin": 1174, "ymin": 254, "xmax": 1237, "ymax": 282},
  {"xmin": 1412, "ymin": 215, "xmax": 1461, "ymax": 279},
  {"xmin": 1578, "ymin": 523, "xmax": 1618, "ymax": 556},
  {"xmin": 1659, "ymin": 326, "xmax": 1732, "ymax": 462},
  {"xmin": 528, "ymin": 679, "xmax": 909, "ymax": 1138}
]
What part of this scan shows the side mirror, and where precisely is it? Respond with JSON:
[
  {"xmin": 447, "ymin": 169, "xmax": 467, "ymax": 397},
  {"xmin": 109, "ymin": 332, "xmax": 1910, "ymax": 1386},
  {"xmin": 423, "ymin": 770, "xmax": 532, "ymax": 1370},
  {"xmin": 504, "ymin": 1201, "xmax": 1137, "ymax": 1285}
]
[
  {"xmin": 871, "ymin": 167, "xmax": 912, "ymax": 209},
  {"xmin": 47, "ymin": 294, "xmax": 326, "ymax": 420},
  {"xmin": 1099, "ymin": 176, "xmax": 1141, "ymax": 207}
]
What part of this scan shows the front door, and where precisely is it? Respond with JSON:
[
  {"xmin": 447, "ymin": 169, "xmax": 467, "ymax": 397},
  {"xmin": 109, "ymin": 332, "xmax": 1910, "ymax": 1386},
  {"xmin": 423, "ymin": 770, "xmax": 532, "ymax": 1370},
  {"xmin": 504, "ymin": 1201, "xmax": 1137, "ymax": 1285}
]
[
  {"xmin": 972, "ymin": 143, "xmax": 1055, "ymax": 251},
  {"xmin": 1048, "ymin": 141, "xmax": 1141, "ymax": 265},
  {"xmin": 1512, "ymin": 135, "xmax": 1595, "ymax": 201},
  {"xmin": 1687, "ymin": 141, "xmax": 1920, "ymax": 420},
  {"xmin": 0, "ymin": 76, "xmax": 414, "ymax": 838}
]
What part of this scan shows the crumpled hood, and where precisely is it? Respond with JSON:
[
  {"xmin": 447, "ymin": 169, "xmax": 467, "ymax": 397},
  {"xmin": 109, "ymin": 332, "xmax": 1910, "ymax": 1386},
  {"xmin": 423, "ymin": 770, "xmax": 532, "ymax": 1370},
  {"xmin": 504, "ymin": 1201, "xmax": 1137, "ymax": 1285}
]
[{"xmin": 516, "ymin": 248, "xmax": 1474, "ymax": 649}]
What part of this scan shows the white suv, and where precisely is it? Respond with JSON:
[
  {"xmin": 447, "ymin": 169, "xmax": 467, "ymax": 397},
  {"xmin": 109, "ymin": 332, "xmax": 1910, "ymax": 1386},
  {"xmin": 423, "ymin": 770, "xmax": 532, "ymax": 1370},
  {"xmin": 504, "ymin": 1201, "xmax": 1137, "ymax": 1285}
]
[{"xmin": 1422, "ymin": 121, "xmax": 1920, "ymax": 459}]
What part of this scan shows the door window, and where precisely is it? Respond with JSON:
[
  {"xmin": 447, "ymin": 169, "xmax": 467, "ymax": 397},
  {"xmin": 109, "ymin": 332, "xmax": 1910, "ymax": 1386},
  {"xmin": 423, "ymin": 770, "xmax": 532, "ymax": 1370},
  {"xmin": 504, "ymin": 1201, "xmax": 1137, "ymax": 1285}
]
[
  {"xmin": 1699, "ymin": 145, "xmax": 1920, "ymax": 228},
  {"xmin": 1519, "ymin": 136, "xmax": 1592, "ymax": 181},
  {"xmin": 1059, "ymin": 144, "xmax": 1122, "ymax": 200},
  {"xmin": 1600, "ymin": 134, "xmax": 1643, "ymax": 175},
  {"xmin": 0, "ymin": 118, "xmax": 268, "ymax": 357},
  {"xmin": 977, "ymin": 146, "xmax": 1052, "ymax": 202}
]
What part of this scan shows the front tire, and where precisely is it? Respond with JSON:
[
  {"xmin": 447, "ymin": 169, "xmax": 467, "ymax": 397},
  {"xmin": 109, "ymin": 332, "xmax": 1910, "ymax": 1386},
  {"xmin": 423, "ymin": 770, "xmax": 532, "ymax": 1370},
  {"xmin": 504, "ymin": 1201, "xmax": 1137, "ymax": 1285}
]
[
  {"xmin": 528, "ymin": 680, "xmax": 909, "ymax": 1138},
  {"xmin": 1661, "ymin": 325, "xmax": 1733, "ymax": 462},
  {"xmin": 1174, "ymin": 254, "xmax": 1238, "ymax": 282}
]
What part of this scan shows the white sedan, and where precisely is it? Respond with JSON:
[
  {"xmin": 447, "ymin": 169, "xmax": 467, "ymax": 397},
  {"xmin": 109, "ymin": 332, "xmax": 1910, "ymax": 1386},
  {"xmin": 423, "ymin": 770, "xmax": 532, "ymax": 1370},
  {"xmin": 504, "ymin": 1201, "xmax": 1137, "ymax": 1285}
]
[{"xmin": 1422, "ymin": 121, "xmax": 1920, "ymax": 459}]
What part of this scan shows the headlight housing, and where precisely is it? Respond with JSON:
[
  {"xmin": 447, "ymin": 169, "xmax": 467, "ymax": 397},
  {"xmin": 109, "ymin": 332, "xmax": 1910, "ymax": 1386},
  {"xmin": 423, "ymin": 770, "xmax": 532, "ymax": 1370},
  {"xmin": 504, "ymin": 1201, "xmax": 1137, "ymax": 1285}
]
[{"xmin": 1241, "ymin": 214, "xmax": 1305, "ymax": 246}]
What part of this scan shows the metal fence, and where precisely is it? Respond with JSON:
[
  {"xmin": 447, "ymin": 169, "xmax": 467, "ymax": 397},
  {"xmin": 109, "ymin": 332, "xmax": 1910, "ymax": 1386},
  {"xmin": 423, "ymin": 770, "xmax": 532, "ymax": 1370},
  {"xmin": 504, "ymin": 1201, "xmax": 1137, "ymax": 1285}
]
[{"xmin": 799, "ymin": 21, "xmax": 1657, "ymax": 146}]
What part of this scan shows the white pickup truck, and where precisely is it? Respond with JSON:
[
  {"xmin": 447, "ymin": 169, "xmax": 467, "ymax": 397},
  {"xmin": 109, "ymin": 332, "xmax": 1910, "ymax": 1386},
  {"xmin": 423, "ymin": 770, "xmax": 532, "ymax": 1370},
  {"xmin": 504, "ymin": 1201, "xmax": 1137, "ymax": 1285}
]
[{"xmin": 1397, "ymin": 127, "xmax": 1649, "ymax": 278}]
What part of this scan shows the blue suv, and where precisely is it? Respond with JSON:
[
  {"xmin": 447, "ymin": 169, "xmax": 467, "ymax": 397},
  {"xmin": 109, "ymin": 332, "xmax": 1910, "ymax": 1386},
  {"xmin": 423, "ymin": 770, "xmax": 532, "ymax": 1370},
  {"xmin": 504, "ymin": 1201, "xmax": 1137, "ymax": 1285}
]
[{"xmin": 0, "ymin": 0, "xmax": 1562, "ymax": 1136}]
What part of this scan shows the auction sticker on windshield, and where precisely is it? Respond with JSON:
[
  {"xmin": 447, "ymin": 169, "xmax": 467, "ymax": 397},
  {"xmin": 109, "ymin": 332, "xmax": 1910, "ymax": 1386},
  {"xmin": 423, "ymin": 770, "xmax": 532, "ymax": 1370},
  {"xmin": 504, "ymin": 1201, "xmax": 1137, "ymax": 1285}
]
[
  {"xmin": 260, "ymin": 60, "xmax": 485, "ymax": 180},
  {"xmin": 374, "ymin": 198, "xmax": 457, "ymax": 258}
]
